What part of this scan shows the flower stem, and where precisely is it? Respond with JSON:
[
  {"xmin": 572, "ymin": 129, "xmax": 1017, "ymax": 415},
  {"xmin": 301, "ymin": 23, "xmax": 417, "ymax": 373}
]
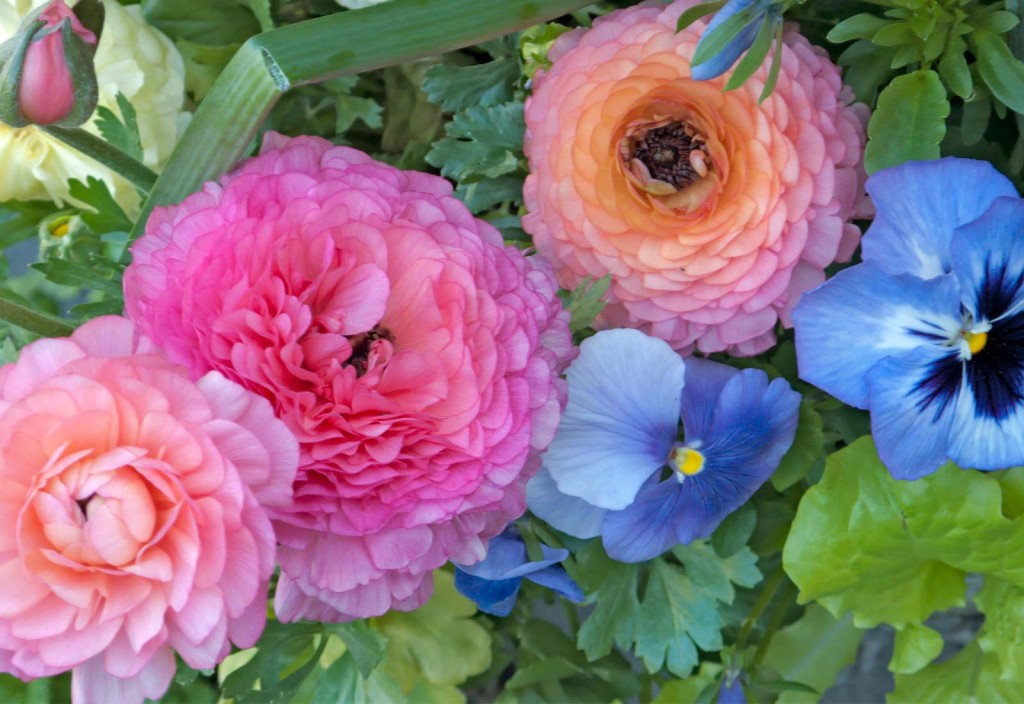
[
  {"xmin": 123, "ymin": 0, "xmax": 595, "ymax": 261},
  {"xmin": 735, "ymin": 565, "xmax": 785, "ymax": 654},
  {"xmin": 41, "ymin": 126, "xmax": 157, "ymax": 193}
]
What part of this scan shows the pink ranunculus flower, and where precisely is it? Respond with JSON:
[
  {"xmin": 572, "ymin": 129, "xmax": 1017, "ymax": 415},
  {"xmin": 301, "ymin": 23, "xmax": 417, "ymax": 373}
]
[
  {"xmin": 124, "ymin": 133, "xmax": 574, "ymax": 621},
  {"xmin": 523, "ymin": 0, "xmax": 869, "ymax": 356},
  {"xmin": 0, "ymin": 316, "xmax": 297, "ymax": 703}
]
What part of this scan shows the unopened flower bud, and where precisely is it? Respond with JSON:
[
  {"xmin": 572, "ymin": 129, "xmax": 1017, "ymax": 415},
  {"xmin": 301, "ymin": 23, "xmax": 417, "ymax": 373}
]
[{"xmin": 0, "ymin": 0, "xmax": 104, "ymax": 128}]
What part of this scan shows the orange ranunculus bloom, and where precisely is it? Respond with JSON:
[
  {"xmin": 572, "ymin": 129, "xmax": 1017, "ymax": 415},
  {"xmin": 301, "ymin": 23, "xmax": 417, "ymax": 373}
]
[{"xmin": 524, "ymin": 0, "xmax": 869, "ymax": 355}]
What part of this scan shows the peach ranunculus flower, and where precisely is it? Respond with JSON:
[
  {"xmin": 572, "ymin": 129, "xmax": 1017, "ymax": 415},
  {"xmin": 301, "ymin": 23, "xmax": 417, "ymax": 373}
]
[
  {"xmin": 523, "ymin": 0, "xmax": 869, "ymax": 356},
  {"xmin": 0, "ymin": 0, "xmax": 187, "ymax": 210},
  {"xmin": 0, "ymin": 316, "xmax": 298, "ymax": 703}
]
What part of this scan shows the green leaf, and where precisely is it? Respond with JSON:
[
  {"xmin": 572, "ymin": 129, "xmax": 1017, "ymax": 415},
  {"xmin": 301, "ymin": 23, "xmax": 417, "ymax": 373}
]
[
  {"xmin": 937, "ymin": 35, "xmax": 972, "ymax": 99},
  {"xmin": 315, "ymin": 653, "xmax": 407, "ymax": 704},
  {"xmin": 520, "ymin": 22, "xmax": 571, "ymax": 78},
  {"xmin": 676, "ymin": 0, "xmax": 725, "ymax": 33},
  {"xmin": 872, "ymin": 21, "xmax": 915, "ymax": 46},
  {"xmin": 975, "ymin": 576, "xmax": 1024, "ymax": 680},
  {"xmin": 783, "ymin": 437, "xmax": 1024, "ymax": 629},
  {"xmin": 972, "ymin": 29, "xmax": 1024, "ymax": 115},
  {"xmin": 838, "ymin": 40, "xmax": 897, "ymax": 103},
  {"xmin": 761, "ymin": 606, "xmax": 863, "ymax": 703},
  {"xmin": 889, "ymin": 643, "xmax": 1024, "ymax": 703},
  {"xmin": 864, "ymin": 70, "xmax": 949, "ymax": 174},
  {"xmin": 32, "ymin": 260, "xmax": 122, "ymax": 296},
  {"xmin": 634, "ymin": 559, "xmax": 720, "ymax": 677},
  {"xmin": 653, "ymin": 663, "xmax": 723, "ymax": 704},
  {"xmin": 0, "ymin": 200, "xmax": 56, "ymax": 249},
  {"xmin": 455, "ymin": 176, "xmax": 524, "ymax": 214},
  {"xmin": 977, "ymin": 9, "xmax": 1019, "ymax": 34},
  {"xmin": 575, "ymin": 545, "xmax": 640, "ymax": 661},
  {"xmin": 94, "ymin": 93, "xmax": 143, "ymax": 162},
  {"xmin": 759, "ymin": 24, "xmax": 784, "ymax": 103},
  {"xmin": 240, "ymin": 0, "xmax": 274, "ymax": 32},
  {"xmin": 66, "ymin": 177, "xmax": 133, "ymax": 235},
  {"xmin": 691, "ymin": 4, "xmax": 758, "ymax": 67},
  {"xmin": 711, "ymin": 503, "xmax": 756, "ymax": 558},
  {"xmin": 771, "ymin": 401, "xmax": 825, "ymax": 492},
  {"xmin": 890, "ymin": 624, "xmax": 944, "ymax": 674},
  {"xmin": 422, "ymin": 59, "xmax": 520, "ymax": 112},
  {"xmin": 325, "ymin": 621, "xmax": 387, "ymax": 679},
  {"xmin": 561, "ymin": 275, "xmax": 612, "ymax": 333},
  {"xmin": 827, "ymin": 13, "xmax": 890, "ymax": 43},
  {"xmin": 425, "ymin": 102, "xmax": 524, "ymax": 182},
  {"xmin": 724, "ymin": 17, "xmax": 775, "ymax": 92},
  {"xmin": 373, "ymin": 571, "xmax": 491, "ymax": 690},
  {"xmin": 70, "ymin": 299, "xmax": 125, "ymax": 320},
  {"xmin": 141, "ymin": 0, "xmax": 262, "ymax": 44}
]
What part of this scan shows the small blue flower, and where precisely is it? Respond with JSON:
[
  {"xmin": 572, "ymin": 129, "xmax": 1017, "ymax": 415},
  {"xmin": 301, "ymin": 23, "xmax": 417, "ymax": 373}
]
[
  {"xmin": 718, "ymin": 675, "xmax": 747, "ymax": 704},
  {"xmin": 691, "ymin": 0, "xmax": 782, "ymax": 81},
  {"xmin": 793, "ymin": 158, "xmax": 1024, "ymax": 479},
  {"xmin": 453, "ymin": 528, "xmax": 584, "ymax": 617},
  {"xmin": 527, "ymin": 329, "xmax": 800, "ymax": 563}
]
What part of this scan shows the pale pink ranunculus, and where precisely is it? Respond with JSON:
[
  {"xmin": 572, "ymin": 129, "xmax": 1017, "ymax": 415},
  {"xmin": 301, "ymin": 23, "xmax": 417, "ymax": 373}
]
[
  {"xmin": 523, "ymin": 0, "xmax": 869, "ymax": 356},
  {"xmin": 0, "ymin": 316, "xmax": 297, "ymax": 703},
  {"xmin": 124, "ymin": 133, "xmax": 574, "ymax": 621}
]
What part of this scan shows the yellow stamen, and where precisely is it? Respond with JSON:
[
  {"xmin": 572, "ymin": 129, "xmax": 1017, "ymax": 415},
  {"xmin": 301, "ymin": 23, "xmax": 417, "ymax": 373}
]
[
  {"xmin": 50, "ymin": 221, "xmax": 70, "ymax": 238},
  {"xmin": 671, "ymin": 447, "xmax": 705, "ymax": 477},
  {"xmin": 964, "ymin": 330, "xmax": 988, "ymax": 356}
]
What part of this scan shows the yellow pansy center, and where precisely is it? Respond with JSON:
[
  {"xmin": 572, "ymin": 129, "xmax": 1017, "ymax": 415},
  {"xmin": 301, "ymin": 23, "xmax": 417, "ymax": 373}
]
[
  {"xmin": 670, "ymin": 447, "xmax": 705, "ymax": 478},
  {"xmin": 963, "ymin": 330, "xmax": 988, "ymax": 356}
]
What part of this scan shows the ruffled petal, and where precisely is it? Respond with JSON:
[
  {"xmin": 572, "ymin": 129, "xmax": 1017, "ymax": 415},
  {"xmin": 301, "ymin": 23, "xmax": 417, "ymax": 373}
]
[
  {"xmin": 866, "ymin": 346, "xmax": 960, "ymax": 480},
  {"xmin": 526, "ymin": 467, "xmax": 607, "ymax": 539},
  {"xmin": 455, "ymin": 530, "xmax": 567, "ymax": 580},
  {"xmin": 453, "ymin": 572, "xmax": 521, "ymax": 617},
  {"xmin": 544, "ymin": 329, "xmax": 684, "ymax": 510},
  {"xmin": 861, "ymin": 159, "xmax": 1017, "ymax": 279},
  {"xmin": 793, "ymin": 265, "xmax": 962, "ymax": 408},
  {"xmin": 525, "ymin": 565, "xmax": 584, "ymax": 603}
]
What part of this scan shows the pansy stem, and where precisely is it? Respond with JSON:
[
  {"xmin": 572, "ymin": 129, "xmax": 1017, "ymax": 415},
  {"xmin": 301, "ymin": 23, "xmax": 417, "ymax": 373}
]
[
  {"xmin": 41, "ymin": 126, "xmax": 157, "ymax": 193},
  {"xmin": 751, "ymin": 580, "xmax": 798, "ymax": 667},
  {"xmin": 124, "ymin": 0, "xmax": 595, "ymax": 262},
  {"xmin": 735, "ymin": 565, "xmax": 785, "ymax": 654}
]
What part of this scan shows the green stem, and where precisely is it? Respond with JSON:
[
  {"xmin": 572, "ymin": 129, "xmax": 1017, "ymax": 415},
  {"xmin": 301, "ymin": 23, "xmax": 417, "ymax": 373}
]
[
  {"xmin": 735, "ymin": 565, "xmax": 785, "ymax": 654},
  {"xmin": 751, "ymin": 580, "xmax": 797, "ymax": 667},
  {"xmin": 0, "ymin": 293, "xmax": 75, "ymax": 338},
  {"xmin": 42, "ymin": 126, "xmax": 157, "ymax": 193},
  {"xmin": 125, "ymin": 0, "xmax": 595, "ymax": 260}
]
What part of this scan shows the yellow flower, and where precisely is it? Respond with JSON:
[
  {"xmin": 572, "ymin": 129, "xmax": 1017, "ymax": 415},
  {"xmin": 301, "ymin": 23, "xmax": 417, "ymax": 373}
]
[{"xmin": 0, "ymin": 0, "xmax": 186, "ymax": 210}]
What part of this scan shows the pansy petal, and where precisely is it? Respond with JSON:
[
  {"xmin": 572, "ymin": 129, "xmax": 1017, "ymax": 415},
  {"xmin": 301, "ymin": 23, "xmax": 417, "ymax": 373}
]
[
  {"xmin": 544, "ymin": 329, "xmax": 684, "ymax": 510},
  {"xmin": 949, "ymin": 197, "xmax": 1024, "ymax": 322},
  {"xmin": 679, "ymin": 357, "xmax": 741, "ymax": 443},
  {"xmin": 794, "ymin": 265, "xmax": 962, "ymax": 408},
  {"xmin": 456, "ymin": 531, "xmax": 568, "ymax": 580},
  {"xmin": 525, "ymin": 566, "xmax": 584, "ymax": 603},
  {"xmin": 527, "ymin": 467, "xmax": 607, "ymax": 539},
  {"xmin": 948, "ymin": 318, "xmax": 1024, "ymax": 470},
  {"xmin": 862, "ymin": 159, "xmax": 1017, "ymax": 279},
  {"xmin": 453, "ymin": 572, "xmax": 521, "ymax": 617},
  {"xmin": 699, "ymin": 370, "xmax": 801, "ymax": 478},
  {"xmin": 866, "ymin": 346, "xmax": 960, "ymax": 480},
  {"xmin": 602, "ymin": 478, "xmax": 687, "ymax": 563}
]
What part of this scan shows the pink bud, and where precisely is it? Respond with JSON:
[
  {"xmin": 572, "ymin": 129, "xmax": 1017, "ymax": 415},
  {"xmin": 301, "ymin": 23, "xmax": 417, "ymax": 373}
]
[{"xmin": 16, "ymin": 0, "xmax": 97, "ymax": 126}]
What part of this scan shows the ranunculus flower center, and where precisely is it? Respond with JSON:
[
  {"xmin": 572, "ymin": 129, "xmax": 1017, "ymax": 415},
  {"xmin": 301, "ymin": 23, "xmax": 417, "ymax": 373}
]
[{"xmin": 621, "ymin": 118, "xmax": 715, "ymax": 212}]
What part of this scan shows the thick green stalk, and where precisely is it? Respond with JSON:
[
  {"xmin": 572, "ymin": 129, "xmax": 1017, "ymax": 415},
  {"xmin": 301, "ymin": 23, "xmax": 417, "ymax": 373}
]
[
  {"xmin": 129, "ymin": 0, "xmax": 594, "ymax": 252},
  {"xmin": 43, "ymin": 126, "xmax": 158, "ymax": 193},
  {"xmin": 0, "ymin": 291, "xmax": 75, "ymax": 338}
]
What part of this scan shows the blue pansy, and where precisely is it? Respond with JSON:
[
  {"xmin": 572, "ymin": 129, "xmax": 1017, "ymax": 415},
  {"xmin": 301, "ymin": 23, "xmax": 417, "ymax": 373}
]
[
  {"xmin": 718, "ymin": 675, "xmax": 747, "ymax": 703},
  {"xmin": 527, "ymin": 329, "xmax": 800, "ymax": 563},
  {"xmin": 793, "ymin": 157, "xmax": 1024, "ymax": 480},
  {"xmin": 691, "ymin": 0, "xmax": 782, "ymax": 81},
  {"xmin": 453, "ymin": 528, "xmax": 584, "ymax": 617}
]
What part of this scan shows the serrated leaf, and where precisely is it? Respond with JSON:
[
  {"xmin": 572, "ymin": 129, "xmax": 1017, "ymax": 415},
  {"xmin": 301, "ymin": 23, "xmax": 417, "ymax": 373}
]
[
  {"xmin": 520, "ymin": 22, "xmax": 571, "ymax": 78},
  {"xmin": 827, "ymin": 13, "xmax": 890, "ymax": 43},
  {"xmin": 425, "ymin": 102, "xmax": 525, "ymax": 182},
  {"xmin": 889, "ymin": 643, "xmax": 1024, "ymax": 703},
  {"xmin": 422, "ymin": 59, "xmax": 520, "ymax": 112},
  {"xmin": 561, "ymin": 274, "xmax": 612, "ymax": 333},
  {"xmin": 455, "ymin": 175, "xmax": 524, "ymax": 214},
  {"xmin": 864, "ymin": 70, "xmax": 949, "ymax": 174},
  {"xmin": 32, "ymin": 260, "xmax": 122, "ymax": 295},
  {"xmin": 783, "ymin": 437, "xmax": 1024, "ymax": 629},
  {"xmin": 94, "ymin": 93, "xmax": 143, "ymax": 161},
  {"xmin": 374, "ymin": 571, "xmax": 491, "ymax": 690},
  {"xmin": 761, "ymin": 606, "xmax": 862, "ymax": 703},
  {"xmin": 66, "ymin": 177, "xmax": 133, "ymax": 235},
  {"xmin": 316, "ymin": 653, "xmax": 407, "ymax": 704},
  {"xmin": 890, "ymin": 623, "xmax": 943, "ymax": 675},
  {"xmin": 653, "ymin": 663, "xmax": 723, "ymax": 704},
  {"xmin": 575, "ymin": 545, "xmax": 640, "ymax": 661},
  {"xmin": 972, "ymin": 29, "xmax": 1024, "ymax": 115},
  {"xmin": 325, "ymin": 621, "xmax": 386, "ymax": 679},
  {"xmin": 771, "ymin": 402, "xmax": 824, "ymax": 491}
]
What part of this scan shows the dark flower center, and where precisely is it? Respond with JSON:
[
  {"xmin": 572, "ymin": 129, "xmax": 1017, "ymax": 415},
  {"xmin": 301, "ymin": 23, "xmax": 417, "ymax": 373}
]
[
  {"xmin": 348, "ymin": 326, "xmax": 394, "ymax": 377},
  {"xmin": 631, "ymin": 122, "xmax": 703, "ymax": 190}
]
